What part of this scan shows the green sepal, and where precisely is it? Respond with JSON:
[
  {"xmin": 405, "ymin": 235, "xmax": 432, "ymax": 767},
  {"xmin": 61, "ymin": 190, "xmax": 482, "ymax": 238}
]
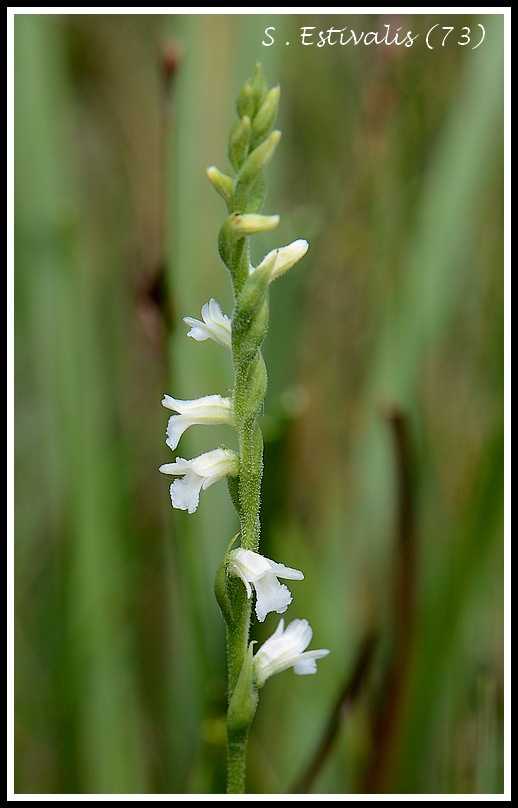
[
  {"xmin": 233, "ymin": 292, "xmax": 269, "ymax": 373},
  {"xmin": 232, "ymin": 262, "xmax": 271, "ymax": 347},
  {"xmin": 218, "ymin": 215, "xmax": 239, "ymax": 268},
  {"xmin": 236, "ymin": 81, "xmax": 254, "ymax": 119},
  {"xmin": 214, "ymin": 533, "xmax": 240, "ymax": 625},
  {"xmin": 227, "ymin": 642, "xmax": 258, "ymax": 736},
  {"xmin": 234, "ymin": 353, "xmax": 268, "ymax": 424},
  {"xmin": 229, "ymin": 115, "xmax": 251, "ymax": 173},
  {"xmin": 227, "ymin": 474, "xmax": 241, "ymax": 514},
  {"xmin": 234, "ymin": 131, "xmax": 281, "ymax": 206},
  {"xmin": 251, "ymin": 85, "xmax": 280, "ymax": 145},
  {"xmin": 250, "ymin": 63, "xmax": 268, "ymax": 111},
  {"xmin": 233, "ymin": 172, "xmax": 266, "ymax": 214},
  {"xmin": 217, "ymin": 218, "xmax": 249, "ymax": 293},
  {"xmin": 206, "ymin": 166, "xmax": 235, "ymax": 208}
]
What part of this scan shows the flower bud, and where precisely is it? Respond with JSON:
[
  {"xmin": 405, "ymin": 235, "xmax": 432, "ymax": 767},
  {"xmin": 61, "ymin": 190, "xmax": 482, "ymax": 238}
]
[
  {"xmin": 238, "ymin": 130, "xmax": 281, "ymax": 186},
  {"xmin": 252, "ymin": 85, "xmax": 280, "ymax": 140},
  {"xmin": 229, "ymin": 212, "xmax": 280, "ymax": 237},
  {"xmin": 233, "ymin": 131, "xmax": 281, "ymax": 211},
  {"xmin": 252, "ymin": 239, "xmax": 309, "ymax": 282},
  {"xmin": 236, "ymin": 81, "xmax": 254, "ymax": 119},
  {"xmin": 229, "ymin": 115, "xmax": 251, "ymax": 172},
  {"xmin": 250, "ymin": 62, "xmax": 268, "ymax": 110},
  {"xmin": 206, "ymin": 166, "xmax": 234, "ymax": 207}
]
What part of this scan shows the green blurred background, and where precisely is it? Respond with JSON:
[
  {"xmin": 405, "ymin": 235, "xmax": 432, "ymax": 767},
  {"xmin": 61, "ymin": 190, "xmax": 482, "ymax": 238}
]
[{"xmin": 13, "ymin": 12, "xmax": 505, "ymax": 795}]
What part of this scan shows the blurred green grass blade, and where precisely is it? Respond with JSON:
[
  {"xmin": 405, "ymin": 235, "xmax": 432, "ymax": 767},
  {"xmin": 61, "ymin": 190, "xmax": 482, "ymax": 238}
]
[
  {"xmin": 395, "ymin": 428, "xmax": 503, "ymax": 792},
  {"xmin": 15, "ymin": 15, "xmax": 147, "ymax": 793},
  {"xmin": 356, "ymin": 12, "xmax": 503, "ymax": 600},
  {"xmin": 374, "ymin": 14, "xmax": 503, "ymax": 404},
  {"xmin": 15, "ymin": 14, "xmax": 80, "ymax": 792},
  {"xmin": 359, "ymin": 14, "xmax": 504, "ymax": 793}
]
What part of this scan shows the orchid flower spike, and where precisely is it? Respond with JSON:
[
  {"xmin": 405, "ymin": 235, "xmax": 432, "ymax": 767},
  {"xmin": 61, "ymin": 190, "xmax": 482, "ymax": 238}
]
[
  {"xmin": 183, "ymin": 298, "xmax": 232, "ymax": 349},
  {"xmin": 253, "ymin": 618, "xmax": 330, "ymax": 688},
  {"xmin": 159, "ymin": 447, "xmax": 239, "ymax": 514},
  {"xmin": 229, "ymin": 548, "xmax": 304, "ymax": 622},
  {"xmin": 162, "ymin": 394, "xmax": 234, "ymax": 452}
]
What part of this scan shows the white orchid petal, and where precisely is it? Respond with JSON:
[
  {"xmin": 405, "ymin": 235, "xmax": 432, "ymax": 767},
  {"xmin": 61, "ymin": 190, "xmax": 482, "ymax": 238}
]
[
  {"xmin": 252, "ymin": 239, "xmax": 309, "ymax": 282},
  {"xmin": 292, "ymin": 650, "xmax": 330, "ymax": 676},
  {"xmin": 266, "ymin": 560, "xmax": 305, "ymax": 582},
  {"xmin": 183, "ymin": 320, "xmax": 211, "ymax": 342},
  {"xmin": 183, "ymin": 298, "xmax": 231, "ymax": 349},
  {"xmin": 159, "ymin": 448, "xmax": 238, "ymax": 513},
  {"xmin": 253, "ymin": 618, "xmax": 330, "ymax": 686},
  {"xmin": 253, "ymin": 577, "xmax": 292, "ymax": 622},
  {"xmin": 229, "ymin": 549, "xmax": 304, "ymax": 621},
  {"xmin": 170, "ymin": 473, "xmax": 204, "ymax": 514},
  {"xmin": 161, "ymin": 394, "xmax": 234, "ymax": 451},
  {"xmin": 165, "ymin": 417, "xmax": 189, "ymax": 452}
]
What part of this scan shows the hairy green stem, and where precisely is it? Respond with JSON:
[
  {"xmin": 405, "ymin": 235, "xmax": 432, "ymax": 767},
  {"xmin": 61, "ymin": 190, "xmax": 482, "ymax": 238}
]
[
  {"xmin": 226, "ymin": 730, "xmax": 250, "ymax": 794},
  {"xmin": 225, "ymin": 592, "xmax": 252, "ymax": 795},
  {"xmin": 209, "ymin": 65, "xmax": 284, "ymax": 793}
]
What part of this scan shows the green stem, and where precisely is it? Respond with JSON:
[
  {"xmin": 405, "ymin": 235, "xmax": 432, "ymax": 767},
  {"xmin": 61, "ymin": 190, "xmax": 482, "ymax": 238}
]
[
  {"xmin": 236, "ymin": 419, "xmax": 263, "ymax": 552},
  {"xmin": 211, "ymin": 65, "xmax": 280, "ymax": 794},
  {"xmin": 225, "ymin": 598, "xmax": 258, "ymax": 794},
  {"xmin": 227, "ymin": 729, "xmax": 250, "ymax": 794}
]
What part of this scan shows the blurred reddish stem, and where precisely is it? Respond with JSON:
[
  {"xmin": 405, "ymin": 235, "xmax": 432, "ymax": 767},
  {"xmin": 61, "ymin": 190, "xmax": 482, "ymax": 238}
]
[
  {"xmin": 291, "ymin": 633, "xmax": 377, "ymax": 794},
  {"xmin": 135, "ymin": 40, "xmax": 181, "ymax": 353},
  {"xmin": 363, "ymin": 406, "xmax": 418, "ymax": 793}
]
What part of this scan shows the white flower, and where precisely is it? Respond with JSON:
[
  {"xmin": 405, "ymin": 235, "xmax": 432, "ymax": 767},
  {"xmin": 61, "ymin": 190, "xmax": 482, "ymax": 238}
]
[
  {"xmin": 159, "ymin": 447, "xmax": 238, "ymax": 514},
  {"xmin": 252, "ymin": 239, "xmax": 309, "ymax": 282},
  {"xmin": 183, "ymin": 298, "xmax": 232, "ymax": 349},
  {"xmin": 253, "ymin": 618, "xmax": 330, "ymax": 687},
  {"xmin": 162, "ymin": 394, "xmax": 233, "ymax": 451},
  {"xmin": 229, "ymin": 548, "xmax": 304, "ymax": 622}
]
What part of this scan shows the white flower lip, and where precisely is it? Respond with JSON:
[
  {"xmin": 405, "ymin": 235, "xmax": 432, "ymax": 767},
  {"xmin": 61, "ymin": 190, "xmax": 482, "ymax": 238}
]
[
  {"xmin": 229, "ymin": 548, "xmax": 304, "ymax": 622},
  {"xmin": 161, "ymin": 393, "xmax": 234, "ymax": 451},
  {"xmin": 159, "ymin": 447, "xmax": 238, "ymax": 514},
  {"xmin": 253, "ymin": 618, "xmax": 330, "ymax": 687},
  {"xmin": 183, "ymin": 298, "xmax": 231, "ymax": 349}
]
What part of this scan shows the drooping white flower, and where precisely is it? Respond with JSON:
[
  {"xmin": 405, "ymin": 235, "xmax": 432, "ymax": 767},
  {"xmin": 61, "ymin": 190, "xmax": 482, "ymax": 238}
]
[
  {"xmin": 162, "ymin": 394, "xmax": 233, "ymax": 451},
  {"xmin": 251, "ymin": 239, "xmax": 309, "ymax": 283},
  {"xmin": 183, "ymin": 298, "xmax": 232, "ymax": 349},
  {"xmin": 229, "ymin": 548, "xmax": 304, "ymax": 622},
  {"xmin": 159, "ymin": 447, "xmax": 239, "ymax": 514},
  {"xmin": 253, "ymin": 618, "xmax": 330, "ymax": 687}
]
